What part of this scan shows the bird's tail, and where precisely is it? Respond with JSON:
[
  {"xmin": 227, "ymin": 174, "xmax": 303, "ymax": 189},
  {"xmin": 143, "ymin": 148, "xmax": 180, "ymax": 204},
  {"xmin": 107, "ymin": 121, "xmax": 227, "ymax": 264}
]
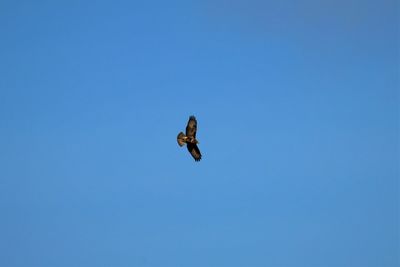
[{"xmin": 177, "ymin": 132, "xmax": 186, "ymax": 147}]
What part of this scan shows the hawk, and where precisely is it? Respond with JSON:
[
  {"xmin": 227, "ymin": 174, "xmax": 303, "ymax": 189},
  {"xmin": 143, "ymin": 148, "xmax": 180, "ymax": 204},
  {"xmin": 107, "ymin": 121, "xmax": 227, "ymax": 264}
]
[{"xmin": 177, "ymin": 116, "xmax": 202, "ymax": 161}]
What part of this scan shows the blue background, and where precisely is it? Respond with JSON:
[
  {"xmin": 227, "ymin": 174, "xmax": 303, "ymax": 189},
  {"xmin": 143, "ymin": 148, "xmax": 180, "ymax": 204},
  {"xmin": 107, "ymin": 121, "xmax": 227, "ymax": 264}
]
[{"xmin": 0, "ymin": 0, "xmax": 399, "ymax": 266}]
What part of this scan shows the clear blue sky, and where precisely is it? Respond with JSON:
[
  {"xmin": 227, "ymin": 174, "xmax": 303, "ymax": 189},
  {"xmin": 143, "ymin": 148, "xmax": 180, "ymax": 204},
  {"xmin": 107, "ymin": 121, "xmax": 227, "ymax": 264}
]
[{"xmin": 0, "ymin": 0, "xmax": 398, "ymax": 266}]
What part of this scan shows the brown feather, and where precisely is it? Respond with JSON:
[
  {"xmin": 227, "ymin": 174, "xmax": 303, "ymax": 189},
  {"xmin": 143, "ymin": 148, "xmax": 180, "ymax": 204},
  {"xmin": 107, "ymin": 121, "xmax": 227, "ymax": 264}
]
[
  {"xmin": 187, "ymin": 143, "xmax": 201, "ymax": 161},
  {"xmin": 185, "ymin": 116, "xmax": 197, "ymax": 138},
  {"xmin": 177, "ymin": 132, "xmax": 186, "ymax": 147}
]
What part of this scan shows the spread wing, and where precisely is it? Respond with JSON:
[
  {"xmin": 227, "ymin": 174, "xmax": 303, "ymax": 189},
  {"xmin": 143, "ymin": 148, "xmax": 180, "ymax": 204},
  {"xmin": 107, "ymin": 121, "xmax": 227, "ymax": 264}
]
[
  {"xmin": 185, "ymin": 116, "xmax": 197, "ymax": 138},
  {"xmin": 187, "ymin": 143, "xmax": 202, "ymax": 161}
]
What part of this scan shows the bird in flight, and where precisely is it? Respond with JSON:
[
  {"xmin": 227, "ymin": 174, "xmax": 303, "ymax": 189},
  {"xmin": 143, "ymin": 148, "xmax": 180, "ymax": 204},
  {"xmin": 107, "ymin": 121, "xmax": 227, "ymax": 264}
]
[{"xmin": 177, "ymin": 116, "xmax": 202, "ymax": 161}]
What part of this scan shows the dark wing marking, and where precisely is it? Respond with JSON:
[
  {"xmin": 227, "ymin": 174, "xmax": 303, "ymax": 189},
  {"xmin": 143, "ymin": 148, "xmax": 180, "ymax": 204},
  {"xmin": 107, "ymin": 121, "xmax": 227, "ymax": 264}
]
[
  {"xmin": 187, "ymin": 143, "xmax": 201, "ymax": 161},
  {"xmin": 185, "ymin": 115, "xmax": 197, "ymax": 138}
]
